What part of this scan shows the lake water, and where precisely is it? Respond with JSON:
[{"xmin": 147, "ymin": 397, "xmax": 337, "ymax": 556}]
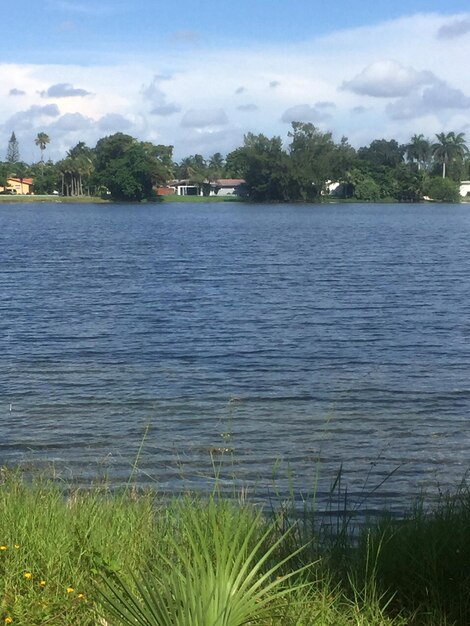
[{"xmin": 1, "ymin": 201, "xmax": 470, "ymax": 513}]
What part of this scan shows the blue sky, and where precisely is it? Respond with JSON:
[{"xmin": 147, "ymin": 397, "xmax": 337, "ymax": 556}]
[{"xmin": 3, "ymin": 2, "xmax": 470, "ymax": 161}]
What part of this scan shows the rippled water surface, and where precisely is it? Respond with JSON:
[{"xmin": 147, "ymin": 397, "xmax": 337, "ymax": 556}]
[{"xmin": 1, "ymin": 201, "xmax": 470, "ymax": 511}]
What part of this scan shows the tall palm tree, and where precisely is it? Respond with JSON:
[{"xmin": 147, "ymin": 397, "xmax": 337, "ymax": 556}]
[
  {"xmin": 35, "ymin": 132, "xmax": 50, "ymax": 164},
  {"xmin": 406, "ymin": 134, "xmax": 431, "ymax": 171},
  {"xmin": 432, "ymin": 131, "xmax": 468, "ymax": 178}
]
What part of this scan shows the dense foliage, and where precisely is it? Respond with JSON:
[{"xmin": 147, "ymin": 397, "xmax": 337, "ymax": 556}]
[{"xmin": 1, "ymin": 125, "xmax": 469, "ymax": 202}]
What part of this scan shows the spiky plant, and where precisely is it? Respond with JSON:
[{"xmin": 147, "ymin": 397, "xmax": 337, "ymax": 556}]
[{"xmin": 95, "ymin": 497, "xmax": 313, "ymax": 626}]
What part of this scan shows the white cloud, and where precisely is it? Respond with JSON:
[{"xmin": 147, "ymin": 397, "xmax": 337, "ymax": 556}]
[
  {"xmin": 281, "ymin": 104, "xmax": 332, "ymax": 124},
  {"xmin": 437, "ymin": 18, "xmax": 470, "ymax": 39},
  {"xmin": 181, "ymin": 109, "xmax": 229, "ymax": 129},
  {"xmin": 237, "ymin": 103, "xmax": 258, "ymax": 112},
  {"xmin": 316, "ymin": 101, "xmax": 336, "ymax": 109},
  {"xmin": 150, "ymin": 103, "xmax": 181, "ymax": 116},
  {"xmin": 0, "ymin": 12, "xmax": 470, "ymax": 160},
  {"xmin": 52, "ymin": 112, "xmax": 91, "ymax": 131},
  {"xmin": 41, "ymin": 83, "xmax": 91, "ymax": 98},
  {"xmin": 342, "ymin": 60, "xmax": 436, "ymax": 98},
  {"xmin": 387, "ymin": 82, "xmax": 470, "ymax": 120},
  {"xmin": 5, "ymin": 104, "xmax": 60, "ymax": 128},
  {"xmin": 142, "ymin": 75, "xmax": 180, "ymax": 117}
]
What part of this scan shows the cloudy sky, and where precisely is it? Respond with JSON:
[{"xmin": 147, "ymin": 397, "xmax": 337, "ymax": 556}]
[{"xmin": 3, "ymin": 0, "xmax": 470, "ymax": 161}]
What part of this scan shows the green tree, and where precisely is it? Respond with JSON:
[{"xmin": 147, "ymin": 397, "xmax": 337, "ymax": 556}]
[
  {"xmin": 330, "ymin": 136, "xmax": 357, "ymax": 182},
  {"xmin": 288, "ymin": 122, "xmax": 337, "ymax": 200},
  {"xmin": 226, "ymin": 133, "xmax": 292, "ymax": 202},
  {"xmin": 358, "ymin": 139, "xmax": 405, "ymax": 168},
  {"xmin": 424, "ymin": 176, "xmax": 460, "ymax": 202},
  {"xmin": 394, "ymin": 164, "xmax": 425, "ymax": 202},
  {"xmin": 94, "ymin": 133, "xmax": 170, "ymax": 201},
  {"xmin": 225, "ymin": 148, "xmax": 249, "ymax": 178},
  {"xmin": 207, "ymin": 152, "xmax": 226, "ymax": 180},
  {"xmin": 35, "ymin": 132, "xmax": 50, "ymax": 164},
  {"xmin": 29, "ymin": 160, "xmax": 59, "ymax": 194},
  {"xmin": 176, "ymin": 154, "xmax": 207, "ymax": 182},
  {"xmin": 145, "ymin": 143, "xmax": 174, "ymax": 181},
  {"xmin": 11, "ymin": 161, "xmax": 30, "ymax": 194},
  {"xmin": 432, "ymin": 131, "xmax": 468, "ymax": 179},
  {"xmin": 0, "ymin": 162, "xmax": 9, "ymax": 187},
  {"xmin": 346, "ymin": 167, "xmax": 381, "ymax": 201},
  {"xmin": 406, "ymin": 134, "xmax": 432, "ymax": 171},
  {"xmin": 58, "ymin": 142, "xmax": 95, "ymax": 196},
  {"xmin": 6, "ymin": 132, "xmax": 19, "ymax": 163}
]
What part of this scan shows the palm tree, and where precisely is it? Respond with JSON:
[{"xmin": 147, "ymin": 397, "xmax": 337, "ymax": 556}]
[
  {"xmin": 406, "ymin": 134, "xmax": 431, "ymax": 171},
  {"xmin": 208, "ymin": 152, "xmax": 225, "ymax": 179},
  {"xmin": 35, "ymin": 132, "xmax": 50, "ymax": 164},
  {"xmin": 432, "ymin": 131, "xmax": 468, "ymax": 178}
]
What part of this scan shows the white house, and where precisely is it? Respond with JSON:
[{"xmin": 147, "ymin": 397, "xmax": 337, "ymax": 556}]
[
  {"xmin": 460, "ymin": 181, "xmax": 470, "ymax": 197},
  {"xmin": 210, "ymin": 179, "xmax": 246, "ymax": 196},
  {"xmin": 165, "ymin": 178, "xmax": 247, "ymax": 197}
]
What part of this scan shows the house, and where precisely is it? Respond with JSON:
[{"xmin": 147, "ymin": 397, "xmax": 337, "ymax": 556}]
[
  {"xmin": 159, "ymin": 178, "xmax": 247, "ymax": 197},
  {"xmin": 0, "ymin": 177, "xmax": 34, "ymax": 194},
  {"xmin": 460, "ymin": 181, "xmax": 470, "ymax": 197},
  {"xmin": 210, "ymin": 179, "xmax": 246, "ymax": 197},
  {"xmin": 173, "ymin": 179, "xmax": 204, "ymax": 196}
]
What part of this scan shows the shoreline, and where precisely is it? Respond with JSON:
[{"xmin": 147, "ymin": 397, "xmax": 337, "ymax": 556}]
[{"xmin": 0, "ymin": 194, "xmax": 468, "ymax": 205}]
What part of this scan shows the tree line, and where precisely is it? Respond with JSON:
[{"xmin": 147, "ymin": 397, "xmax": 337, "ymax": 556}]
[{"xmin": 1, "ymin": 124, "xmax": 469, "ymax": 202}]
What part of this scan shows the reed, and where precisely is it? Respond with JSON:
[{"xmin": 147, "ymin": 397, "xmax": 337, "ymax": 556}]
[{"xmin": 0, "ymin": 467, "xmax": 469, "ymax": 625}]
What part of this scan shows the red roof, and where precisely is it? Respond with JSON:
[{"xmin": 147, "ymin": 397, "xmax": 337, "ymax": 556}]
[{"xmin": 9, "ymin": 177, "xmax": 33, "ymax": 185}]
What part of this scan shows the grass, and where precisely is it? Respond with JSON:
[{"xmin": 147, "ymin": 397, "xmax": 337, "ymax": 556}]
[
  {"xmin": 0, "ymin": 195, "xmax": 109, "ymax": 203},
  {"xmin": 160, "ymin": 194, "xmax": 244, "ymax": 203},
  {"xmin": 0, "ymin": 468, "xmax": 469, "ymax": 625}
]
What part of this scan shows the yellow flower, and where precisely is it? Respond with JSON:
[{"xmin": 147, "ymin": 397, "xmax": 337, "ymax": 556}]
[
  {"xmin": 66, "ymin": 587, "xmax": 74, "ymax": 593},
  {"xmin": 23, "ymin": 572, "xmax": 32, "ymax": 580},
  {"xmin": 0, "ymin": 546, "xmax": 7, "ymax": 551},
  {"xmin": 39, "ymin": 580, "xmax": 46, "ymax": 587},
  {"xmin": 77, "ymin": 593, "xmax": 85, "ymax": 600},
  {"xmin": 14, "ymin": 545, "xmax": 19, "ymax": 549},
  {"xmin": 4, "ymin": 617, "xmax": 13, "ymax": 624}
]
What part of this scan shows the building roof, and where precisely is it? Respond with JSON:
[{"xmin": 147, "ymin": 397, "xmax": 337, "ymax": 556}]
[
  {"xmin": 213, "ymin": 178, "xmax": 245, "ymax": 187},
  {"xmin": 9, "ymin": 177, "xmax": 34, "ymax": 185}
]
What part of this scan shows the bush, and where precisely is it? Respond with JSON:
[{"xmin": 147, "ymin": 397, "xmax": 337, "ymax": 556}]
[{"xmin": 424, "ymin": 176, "xmax": 460, "ymax": 202}]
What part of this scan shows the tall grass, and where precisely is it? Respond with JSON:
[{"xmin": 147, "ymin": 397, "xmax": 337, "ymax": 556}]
[{"xmin": 0, "ymin": 468, "xmax": 469, "ymax": 625}]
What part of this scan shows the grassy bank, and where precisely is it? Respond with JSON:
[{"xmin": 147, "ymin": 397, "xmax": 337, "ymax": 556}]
[
  {"xmin": 160, "ymin": 194, "xmax": 244, "ymax": 203},
  {"xmin": 0, "ymin": 195, "xmax": 109, "ymax": 204},
  {"xmin": 0, "ymin": 470, "xmax": 469, "ymax": 625}
]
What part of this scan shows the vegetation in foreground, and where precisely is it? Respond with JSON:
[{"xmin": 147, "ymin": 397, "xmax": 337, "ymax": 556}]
[{"xmin": 0, "ymin": 469, "xmax": 469, "ymax": 625}]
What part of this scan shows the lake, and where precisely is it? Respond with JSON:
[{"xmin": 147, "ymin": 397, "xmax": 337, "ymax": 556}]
[{"xmin": 1, "ymin": 201, "xmax": 470, "ymax": 513}]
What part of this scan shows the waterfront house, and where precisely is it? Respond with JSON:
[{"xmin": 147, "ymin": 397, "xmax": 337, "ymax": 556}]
[
  {"xmin": 210, "ymin": 178, "xmax": 246, "ymax": 197},
  {"xmin": 157, "ymin": 178, "xmax": 247, "ymax": 197},
  {"xmin": 460, "ymin": 181, "xmax": 470, "ymax": 198},
  {"xmin": 0, "ymin": 177, "xmax": 34, "ymax": 194}
]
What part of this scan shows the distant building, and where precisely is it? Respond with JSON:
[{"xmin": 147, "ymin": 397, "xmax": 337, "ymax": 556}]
[
  {"xmin": 460, "ymin": 181, "xmax": 470, "ymax": 197},
  {"xmin": 155, "ymin": 186, "xmax": 177, "ymax": 196},
  {"xmin": 157, "ymin": 178, "xmax": 247, "ymax": 197},
  {"xmin": 0, "ymin": 177, "xmax": 34, "ymax": 195},
  {"xmin": 210, "ymin": 178, "xmax": 246, "ymax": 197}
]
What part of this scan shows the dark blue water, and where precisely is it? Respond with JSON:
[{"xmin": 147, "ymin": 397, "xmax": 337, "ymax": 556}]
[{"xmin": 1, "ymin": 201, "xmax": 470, "ymax": 511}]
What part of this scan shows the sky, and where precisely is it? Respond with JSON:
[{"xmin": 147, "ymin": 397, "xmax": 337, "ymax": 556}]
[{"xmin": 3, "ymin": 1, "xmax": 470, "ymax": 162}]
